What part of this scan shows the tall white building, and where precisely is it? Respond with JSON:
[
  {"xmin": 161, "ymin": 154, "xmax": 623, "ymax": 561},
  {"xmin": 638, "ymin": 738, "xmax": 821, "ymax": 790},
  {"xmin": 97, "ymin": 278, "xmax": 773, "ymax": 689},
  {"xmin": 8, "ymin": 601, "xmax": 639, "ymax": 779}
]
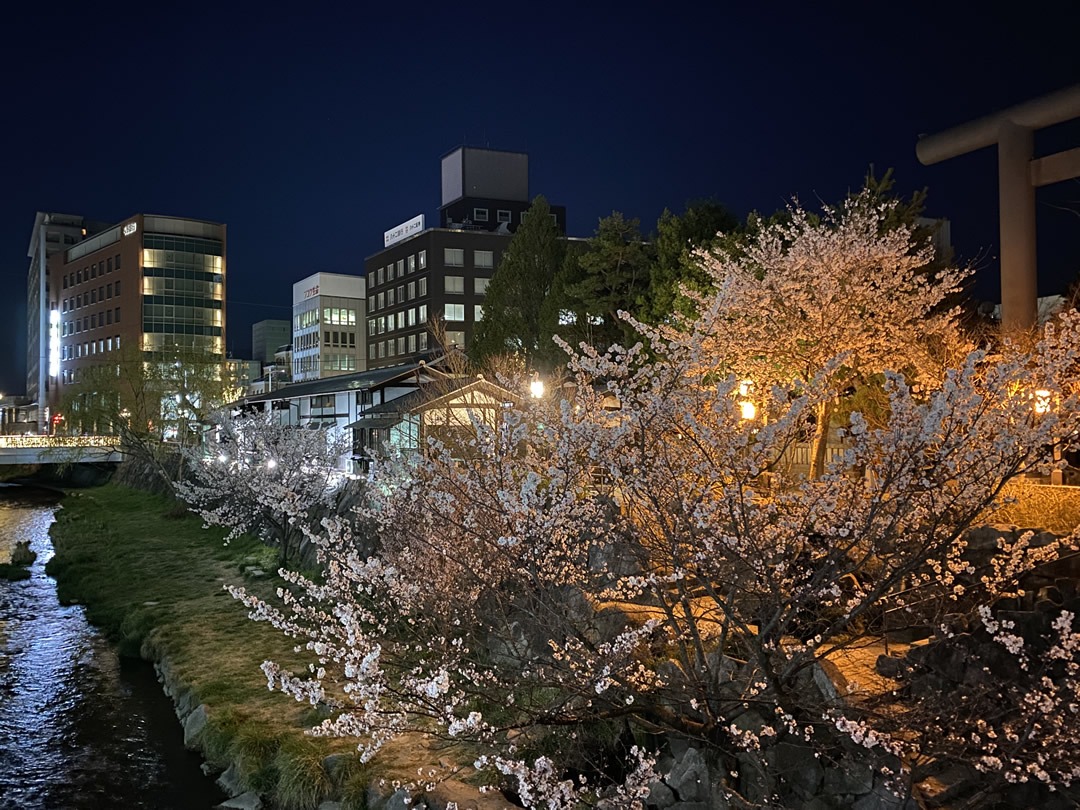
[{"xmin": 292, "ymin": 273, "xmax": 366, "ymax": 381}]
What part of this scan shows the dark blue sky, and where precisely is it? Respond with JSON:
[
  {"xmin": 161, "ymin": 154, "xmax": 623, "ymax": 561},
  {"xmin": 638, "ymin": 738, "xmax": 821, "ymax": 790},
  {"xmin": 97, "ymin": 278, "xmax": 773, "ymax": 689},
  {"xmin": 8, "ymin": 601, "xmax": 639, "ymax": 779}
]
[{"xmin": 2, "ymin": 2, "xmax": 1079, "ymax": 393}]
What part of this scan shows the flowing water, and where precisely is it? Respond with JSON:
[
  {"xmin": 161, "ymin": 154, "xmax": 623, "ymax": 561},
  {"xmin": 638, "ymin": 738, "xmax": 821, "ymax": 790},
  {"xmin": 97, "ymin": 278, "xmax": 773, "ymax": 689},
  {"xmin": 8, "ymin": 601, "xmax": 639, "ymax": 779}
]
[{"xmin": 0, "ymin": 486, "xmax": 225, "ymax": 809}]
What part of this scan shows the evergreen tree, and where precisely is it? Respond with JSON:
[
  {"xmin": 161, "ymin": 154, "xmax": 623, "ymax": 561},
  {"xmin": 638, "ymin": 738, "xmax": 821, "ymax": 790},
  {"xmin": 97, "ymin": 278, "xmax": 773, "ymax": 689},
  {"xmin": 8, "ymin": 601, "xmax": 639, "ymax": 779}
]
[
  {"xmin": 642, "ymin": 200, "xmax": 738, "ymax": 323},
  {"xmin": 558, "ymin": 212, "xmax": 653, "ymax": 352},
  {"xmin": 471, "ymin": 195, "xmax": 564, "ymax": 369}
]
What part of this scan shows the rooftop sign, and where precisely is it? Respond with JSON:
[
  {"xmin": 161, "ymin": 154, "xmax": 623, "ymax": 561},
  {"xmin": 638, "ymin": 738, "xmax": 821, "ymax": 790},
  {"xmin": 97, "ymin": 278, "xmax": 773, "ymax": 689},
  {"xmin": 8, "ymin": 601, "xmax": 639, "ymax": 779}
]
[{"xmin": 384, "ymin": 214, "xmax": 424, "ymax": 248}]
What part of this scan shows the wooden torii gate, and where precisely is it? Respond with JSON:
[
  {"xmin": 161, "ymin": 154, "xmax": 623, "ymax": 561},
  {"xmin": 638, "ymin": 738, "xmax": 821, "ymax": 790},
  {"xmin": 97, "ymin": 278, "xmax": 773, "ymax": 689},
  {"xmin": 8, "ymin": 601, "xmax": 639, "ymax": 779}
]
[{"xmin": 916, "ymin": 84, "xmax": 1080, "ymax": 331}]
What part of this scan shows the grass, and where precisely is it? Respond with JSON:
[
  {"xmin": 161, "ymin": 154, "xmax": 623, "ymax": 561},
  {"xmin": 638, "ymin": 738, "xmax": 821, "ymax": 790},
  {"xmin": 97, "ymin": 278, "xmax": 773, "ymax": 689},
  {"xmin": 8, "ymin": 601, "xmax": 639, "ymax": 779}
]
[{"xmin": 45, "ymin": 483, "xmax": 373, "ymax": 808}]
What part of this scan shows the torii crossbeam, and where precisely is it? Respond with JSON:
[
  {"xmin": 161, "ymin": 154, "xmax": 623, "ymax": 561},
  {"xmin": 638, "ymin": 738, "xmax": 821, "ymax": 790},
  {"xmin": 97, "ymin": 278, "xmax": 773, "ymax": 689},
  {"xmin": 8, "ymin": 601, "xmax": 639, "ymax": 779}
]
[{"xmin": 917, "ymin": 84, "xmax": 1080, "ymax": 330}]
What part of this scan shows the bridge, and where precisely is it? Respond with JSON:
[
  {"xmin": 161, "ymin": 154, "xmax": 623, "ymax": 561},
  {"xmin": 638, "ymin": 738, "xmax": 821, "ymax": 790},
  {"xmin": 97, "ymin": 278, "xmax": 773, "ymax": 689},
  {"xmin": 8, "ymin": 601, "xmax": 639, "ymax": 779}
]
[{"xmin": 0, "ymin": 436, "xmax": 124, "ymax": 465}]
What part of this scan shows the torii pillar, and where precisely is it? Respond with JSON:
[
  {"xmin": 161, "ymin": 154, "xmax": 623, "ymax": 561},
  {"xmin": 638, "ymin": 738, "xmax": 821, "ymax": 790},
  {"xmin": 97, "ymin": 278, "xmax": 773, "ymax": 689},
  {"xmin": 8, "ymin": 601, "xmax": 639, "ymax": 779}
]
[{"xmin": 917, "ymin": 84, "xmax": 1080, "ymax": 331}]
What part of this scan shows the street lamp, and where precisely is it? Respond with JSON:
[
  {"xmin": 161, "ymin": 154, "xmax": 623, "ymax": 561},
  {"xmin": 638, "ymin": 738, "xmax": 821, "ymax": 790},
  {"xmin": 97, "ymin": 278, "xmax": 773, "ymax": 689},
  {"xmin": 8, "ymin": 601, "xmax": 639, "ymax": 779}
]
[
  {"xmin": 529, "ymin": 374, "xmax": 545, "ymax": 399},
  {"xmin": 738, "ymin": 379, "xmax": 756, "ymax": 421}
]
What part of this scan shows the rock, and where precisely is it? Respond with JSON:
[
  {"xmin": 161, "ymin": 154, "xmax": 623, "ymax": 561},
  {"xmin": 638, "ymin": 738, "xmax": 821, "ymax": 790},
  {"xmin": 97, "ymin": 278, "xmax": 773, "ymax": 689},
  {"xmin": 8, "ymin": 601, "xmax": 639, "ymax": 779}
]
[
  {"xmin": 645, "ymin": 780, "xmax": 676, "ymax": 808},
  {"xmin": 322, "ymin": 753, "xmax": 351, "ymax": 785},
  {"xmin": 217, "ymin": 763, "xmax": 243, "ymax": 797},
  {"xmin": 666, "ymin": 747, "xmax": 709, "ymax": 802},
  {"xmin": 766, "ymin": 741, "xmax": 823, "ymax": 801},
  {"xmin": 963, "ymin": 525, "xmax": 1014, "ymax": 553},
  {"xmin": 245, "ymin": 568, "xmax": 267, "ymax": 578},
  {"xmin": 183, "ymin": 704, "xmax": 209, "ymax": 748},
  {"xmin": 367, "ymin": 780, "xmax": 396, "ymax": 810},
  {"xmin": 386, "ymin": 788, "xmax": 422, "ymax": 810},
  {"xmin": 216, "ymin": 792, "xmax": 263, "ymax": 810},
  {"xmin": 852, "ymin": 776, "xmax": 917, "ymax": 810},
  {"xmin": 824, "ymin": 761, "xmax": 874, "ymax": 796},
  {"xmin": 875, "ymin": 654, "xmax": 907, "ymax": 680}
]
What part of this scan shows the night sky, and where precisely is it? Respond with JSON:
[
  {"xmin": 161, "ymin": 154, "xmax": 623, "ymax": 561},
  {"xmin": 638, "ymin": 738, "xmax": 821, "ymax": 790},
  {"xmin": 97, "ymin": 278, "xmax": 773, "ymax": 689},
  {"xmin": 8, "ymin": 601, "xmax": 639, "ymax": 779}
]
[{"xmin": 2, "ymin": 2, "xmax": 1079, "ymax": 394}]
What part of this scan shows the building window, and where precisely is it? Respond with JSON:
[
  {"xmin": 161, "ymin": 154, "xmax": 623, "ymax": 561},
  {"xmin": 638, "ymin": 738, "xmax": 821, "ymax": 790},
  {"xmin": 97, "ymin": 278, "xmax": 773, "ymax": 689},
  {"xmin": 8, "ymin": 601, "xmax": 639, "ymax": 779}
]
[
  {"xmin": 408, "ymin": 334, "xmax": 417, "ymax": 353},
  {"xmin": 396, "ymin": 311, "xmax": 405, "ymax": 330},
  {"xmin": 445, "ymin": 303, "xmax": 465, "ymax": 321},
  {"xmin": 419, "ymin": 332, "xmax": 428, "ymax": 351},
  {"xmin": 396, "ymin": 259, "xmax": 404, "ymax": 276},
  {"xmin": 444, "ymin": 248, "xmax": 464, "ymax": 267},
  {"xmin": 407, "ymin": 281, "xmax": 415, "ymax": 300},
  {"xmin": 474, "ymin": 250, "xmax": 494, "ymax": 269},
  {"xmin": 368, "ymin": 319, "xmax": 376, "ymax": 336},
  {"xmin": 377, "ymin": 267, "xmax": 385, "ymax": 286},
  {"xmin": 408, "ymin": 255, "xmax": 416, "ymax": 273},
  {"xmin": 378, "ymin": 342, "xmax": 386, "ymax": 358},
  {"xmin": 419, "ymin": 250, "xmax": 427, "ymax": 269},
  {"xmin": 473, "ymin": 207, "xmax": 489, "ymax": 222},
  {"xmin": 387, "ymin": 288, "xmax": 395, "ymax": 306},
  {"xmin": 107, "ymin": 257, "xmax": 113, "ymax": 273},
  {"xmin": 475, "ymin": 305, "xmax": 484, "ymax": 322},
  {"xmin": 419, "ymin": 277, "xmax": 427, "ymax": 297},
  {"xmin": 474, "ymin": 277, "xmax": 490, "ymax": 295},
  {"xmin": 408, "ymin": 308, "xmax": 416, "ymax": 327},
  {"xmin": 377, "ymin": 292, "xmax": 385, "ymax": 309},
  {"xmin": 115, "ymin": 280, "xmax": 121, "ymax": 295},
  {"xmin": 397, "ymin": 285, "xmax": 404, "ymax": 303},
  {"xmin": 497, "ymin": 209, "xmax": 511, "ymax": 223},
  {"xmin": 444, "ymin": 276, "xmax": 464, "ymax": 294},
  {"xmin": 446, "ymin": 330, "xmax": 465, "ymax": 348},
  {"xmin": 369, "ymin": 344, "xmax": 376, "ymax": 360},
  {"xmin": 107, "ymin": 283, "xmax": 113, "ymax": 298},
  {"xmin": 312, "ymin": 395, "xmax": 334, "ymax": 409},
  {"xmin": 115, "ymin": 253, "xmax": 121, "ymax": 270}
]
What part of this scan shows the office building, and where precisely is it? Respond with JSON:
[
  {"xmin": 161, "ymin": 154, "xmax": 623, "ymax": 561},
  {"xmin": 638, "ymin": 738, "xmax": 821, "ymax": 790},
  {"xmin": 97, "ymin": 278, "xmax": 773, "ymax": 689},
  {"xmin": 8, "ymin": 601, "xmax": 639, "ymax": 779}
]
[
  {"xmin": 252, "ymin": 319, "xmax": 290, "ymax": 366},
  {"xmin": 364, "ymin": 147, "xmax": 565, "ymax": 370},
  {"xmin": 47, "ymin": 214, "xmax": 226, "ymax": 411},
  {"xmin": 292, "ymin": 273, "xmax": 366, "ymax": 381},
  {"xmin": 25, "ymin": 212, "xmax": 108, "ymax": 430}
]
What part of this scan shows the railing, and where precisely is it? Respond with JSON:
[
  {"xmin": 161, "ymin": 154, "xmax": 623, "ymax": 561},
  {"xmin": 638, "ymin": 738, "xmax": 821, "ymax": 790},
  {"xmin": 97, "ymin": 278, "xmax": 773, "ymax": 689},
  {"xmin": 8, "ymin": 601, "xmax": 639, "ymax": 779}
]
[{"xmin": 0, "ymin": 436, "xmax": 120, "ymax": 448}]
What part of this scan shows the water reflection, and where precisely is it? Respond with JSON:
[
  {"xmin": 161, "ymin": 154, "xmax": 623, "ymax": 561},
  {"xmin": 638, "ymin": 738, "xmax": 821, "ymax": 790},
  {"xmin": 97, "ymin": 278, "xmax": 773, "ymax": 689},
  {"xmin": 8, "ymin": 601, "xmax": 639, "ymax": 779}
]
[{"xmin": 0, "ymin": 487, "xmax": 224, "ymax": 809}]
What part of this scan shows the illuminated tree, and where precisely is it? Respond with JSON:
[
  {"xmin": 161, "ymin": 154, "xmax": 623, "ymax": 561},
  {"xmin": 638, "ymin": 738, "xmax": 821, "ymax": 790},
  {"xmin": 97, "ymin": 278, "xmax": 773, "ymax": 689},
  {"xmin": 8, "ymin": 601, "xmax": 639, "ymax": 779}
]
[
  {"xmin": 59, "ymin": 343, "xmax": 240, "ymax": 486},
  {"xmin": 225, "ymin": 198, "xmax": 1080, "ymax": 808},
  {"xmin": 176, "ymin": 411, "xmax": 354, "ymax": 565}
]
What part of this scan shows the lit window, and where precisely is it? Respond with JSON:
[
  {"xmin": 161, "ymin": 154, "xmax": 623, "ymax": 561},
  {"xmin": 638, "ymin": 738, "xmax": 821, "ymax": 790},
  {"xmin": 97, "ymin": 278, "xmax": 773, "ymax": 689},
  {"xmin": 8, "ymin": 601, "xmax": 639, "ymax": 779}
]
[
  {"xmin": 475, "ymin": 305, "xmax": 484, "ymax": 322},
  {"xmin": 397, "ymin": 337, "xmax": 405, "ymax": 354},
  {"xmin": 419, "ymin": 332, "xmax": 428, "ymax": 351},
  {"xmin": 445, "ymin": 303, "xmax": 465, "ymax": 321},
  {"xmin": 444, "ymin": 248, "xmax": 464, "ymax": 267},
  {"xmin": 474, "ymin": 250, "xmax": 493, "ymax": 269},
  {"xmin": 377, "ymin": 292, "xmax": 385, "ymax": 309},
  {"xmin": 408, "ymin": 308, "xmax": 416, "ymax": 327},
  {"xmin": 396, "ymin": 311, "xmax": 405, "ymax": 329},
  {"xmin": 368, "ymin": 319, "xmax": 376, "ymax": 336},
  {"xmin": 396, "ymin": 259, "xmax": 404, "ymax": 276},
  {"xmin": 408, "ymin": 255, "xmax": 416, "ymax": 272},
  {"xmin": 446, "ymin": 330, "xmax": 465, "ymax": 347},
  {"xmin": 388, "ymin": 288, "xmax": 395, "ymax": 306},
  {"xmin": 407, "ymin": 281, "xmax": 416, "ymax": 300},
  {"xmin": 418, "ymin": 250, "xmax": 427, "ymax": 269},
  {"xmin": 445, "ymin": 276, "xmax": 464, "ymax": 294},
  {"xmin": 419, "ymin": 277, "xmax": 427, "ymax": 297},
  {"xmin": 474, "ymin": 277, "xmax": 490, "ymax": 295},
  {"xmin": 419, "ymin": 304, "xmax": 428, "ymax": 323},
  {"xmin": 408, "ymin": 334, "xmax": 417, "ymax": 353}
]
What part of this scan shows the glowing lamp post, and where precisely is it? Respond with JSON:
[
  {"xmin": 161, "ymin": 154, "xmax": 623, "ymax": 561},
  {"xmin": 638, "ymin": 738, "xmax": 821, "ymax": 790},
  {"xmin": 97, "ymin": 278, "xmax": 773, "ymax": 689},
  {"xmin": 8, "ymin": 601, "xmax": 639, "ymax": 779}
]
[
  {"xmin": 529, "ymin": 375, "xmax": 545, "ymax": 399},
  {"xmin": 738, "ymin": 379, "xmax": 756, "ymax": 421}
]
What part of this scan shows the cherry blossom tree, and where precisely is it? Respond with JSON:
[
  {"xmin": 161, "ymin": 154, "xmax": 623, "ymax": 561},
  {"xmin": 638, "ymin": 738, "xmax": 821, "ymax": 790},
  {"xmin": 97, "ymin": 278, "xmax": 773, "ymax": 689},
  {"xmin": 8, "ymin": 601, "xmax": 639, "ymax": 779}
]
[
  {"xmin": 656, "ymin": 192, "xmax": 971, "ymax": 477},
  {"xmin": 224, "ymin": 198, "xmax": 1080, "ymax": 808},
  {"xmin": 177, "ymin": 411, "xmax": 354, "ymax": 564}
]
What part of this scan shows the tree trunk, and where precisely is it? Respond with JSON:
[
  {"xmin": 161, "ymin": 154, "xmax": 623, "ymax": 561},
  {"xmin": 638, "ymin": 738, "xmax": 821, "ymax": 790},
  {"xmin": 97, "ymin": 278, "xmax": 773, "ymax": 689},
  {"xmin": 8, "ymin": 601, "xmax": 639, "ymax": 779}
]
[{"xmin": 809, "ymin": 399, "xmax": 833, "ymax": 480}]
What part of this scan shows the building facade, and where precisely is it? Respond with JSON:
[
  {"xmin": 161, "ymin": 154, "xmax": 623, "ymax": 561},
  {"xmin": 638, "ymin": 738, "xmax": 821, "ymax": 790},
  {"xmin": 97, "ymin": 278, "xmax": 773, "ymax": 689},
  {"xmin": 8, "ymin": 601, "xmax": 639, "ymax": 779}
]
[
  {"xmin": 291, "ymin": 273, "xmax": 366, "ymax": 381},
  {"xmin": 47, "ymin": 214, "xmax": 226, "ymax": 413},
  {"xmin": 25, "ymin": 212, "xmax": 107, "ymax": 430},
  {"xmin": 252, "ymin": 319, "xmax": 290, "ymax": 366},
  {"xmin": 364, "ymin": 147, "xmax": 565, "ymax": 370}
]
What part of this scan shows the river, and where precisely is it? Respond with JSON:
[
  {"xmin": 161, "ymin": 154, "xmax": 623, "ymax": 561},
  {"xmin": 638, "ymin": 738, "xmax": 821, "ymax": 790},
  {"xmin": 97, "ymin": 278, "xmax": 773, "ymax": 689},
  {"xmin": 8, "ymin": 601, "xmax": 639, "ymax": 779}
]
[{"xmin": 0, "ymin": 486, "xmax": 226, "ymax": 809}]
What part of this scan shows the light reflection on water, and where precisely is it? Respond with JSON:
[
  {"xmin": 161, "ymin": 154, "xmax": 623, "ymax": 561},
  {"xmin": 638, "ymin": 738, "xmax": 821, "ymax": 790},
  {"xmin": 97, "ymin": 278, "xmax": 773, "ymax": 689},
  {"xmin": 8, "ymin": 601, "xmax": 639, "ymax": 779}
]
[{"xmin": 0, "ymin": 487, "xmax": 225, "ymax": 809}]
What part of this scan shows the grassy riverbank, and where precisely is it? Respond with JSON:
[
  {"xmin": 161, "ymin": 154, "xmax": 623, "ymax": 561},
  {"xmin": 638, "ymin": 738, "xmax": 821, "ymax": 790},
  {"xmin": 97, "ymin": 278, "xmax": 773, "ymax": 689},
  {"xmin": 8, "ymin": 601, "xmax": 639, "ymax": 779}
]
[{"xmin": 46, "ymin": 484, "xmax": 377, "ymax": 809}]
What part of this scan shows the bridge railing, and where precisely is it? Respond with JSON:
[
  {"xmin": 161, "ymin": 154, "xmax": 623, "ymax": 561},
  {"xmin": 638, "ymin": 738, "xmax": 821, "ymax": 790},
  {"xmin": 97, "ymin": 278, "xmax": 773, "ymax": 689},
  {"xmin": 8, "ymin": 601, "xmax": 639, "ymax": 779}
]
[{"xmin": 0, "ymin": 436, "xmax": 121, "ymax": 449}]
